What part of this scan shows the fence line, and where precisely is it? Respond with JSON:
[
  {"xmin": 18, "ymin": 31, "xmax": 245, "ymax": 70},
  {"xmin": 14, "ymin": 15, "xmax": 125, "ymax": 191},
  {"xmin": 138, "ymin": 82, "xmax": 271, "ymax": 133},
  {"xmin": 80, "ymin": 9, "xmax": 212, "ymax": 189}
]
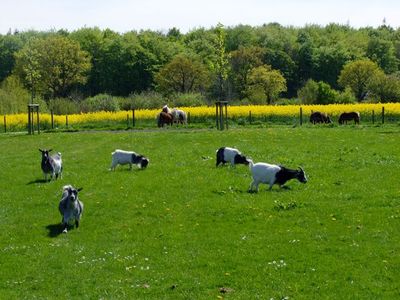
[{"xmin": 1, "ymin": 105, "xmax": 399, "ymax": 133}]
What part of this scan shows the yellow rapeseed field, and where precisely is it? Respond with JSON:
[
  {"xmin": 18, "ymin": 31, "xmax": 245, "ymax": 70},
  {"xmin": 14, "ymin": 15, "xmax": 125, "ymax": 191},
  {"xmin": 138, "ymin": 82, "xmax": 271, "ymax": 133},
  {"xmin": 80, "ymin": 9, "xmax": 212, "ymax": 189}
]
[{"xmin": 1, "ymin": 103, "xmax": 400, "ymax": 128}]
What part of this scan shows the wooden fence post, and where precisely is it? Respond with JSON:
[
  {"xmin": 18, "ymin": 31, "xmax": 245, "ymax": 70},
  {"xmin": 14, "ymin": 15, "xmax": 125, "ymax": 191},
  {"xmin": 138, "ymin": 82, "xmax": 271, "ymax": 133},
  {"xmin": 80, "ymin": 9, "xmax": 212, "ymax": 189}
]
[
  {"xmin": 4, "ymin": 115, "xmax": 6, "ymax": 133},
  {"xmin": 300, "ymin": 107, "xmax": 303, "ymax": 126},
  {"xmin": 36, "ymin": 106, "xmax": 40, "ymax": 134},
  {"xmin": 66, "ymin": 115, "xmax": 69, "ymax": 128},
  {"xmin": 51, "ymin": 110, "xmax": 54, "ymax": 129},
  {"xmin": 249, "ymin": 111, "xmax": 252, "ymax": 124},
  {"xmin": 382, "ymin": 106, "xmax": 385, "ymax": 124},
  {"xmin": 132, "ymin": 109, "xmax": 135, "ymax": 127},
  {"xmin": 372, "ymin": 110, "xmax": 375, "ymax": 124},
  {"xmin": 187, "ymin": 112, "xmax": 191, "ymax": 124}
]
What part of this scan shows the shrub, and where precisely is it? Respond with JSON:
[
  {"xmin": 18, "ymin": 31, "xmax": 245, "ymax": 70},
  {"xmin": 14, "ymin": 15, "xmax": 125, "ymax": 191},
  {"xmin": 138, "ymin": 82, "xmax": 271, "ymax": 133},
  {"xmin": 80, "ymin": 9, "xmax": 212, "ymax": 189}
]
[
  {"xmin": 336, "ymin": 87, "xmax": 357, "ymax": 104},
  {"xmin": 170, "ymin": 92, "xmax": 208, "ymax": 107},
  {"xmin": 298, "ymin": 79, "xmax": 338, "ymax": 104},
  {"xmin": 0, "ymin": 75, "xmax": 30, "ymax": 114},
  {"xmin": 48, "ymin": 98, "xmax": 80, "ymax": 114},
  {"xmin": 120, "ymin": 91, "xmax": 166, "ymax": 110},
  {"xmin": 81, "ymin": 94, "xmax": 120, "ymax": 112}
]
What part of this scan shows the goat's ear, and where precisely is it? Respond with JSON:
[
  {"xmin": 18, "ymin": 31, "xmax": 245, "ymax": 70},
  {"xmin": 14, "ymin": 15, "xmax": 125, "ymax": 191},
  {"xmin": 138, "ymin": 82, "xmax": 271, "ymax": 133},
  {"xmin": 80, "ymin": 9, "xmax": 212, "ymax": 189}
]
[
  {"xmin": 77, "ymin": 187, "xmax": 83, "ymax": 192},
  {"xmin": 48, "ymin": 149, "xmax": 53, "ymax": 152},
  {"xmin": 298, "ymin": 166, "xmax": 304, "ymax": 172},
  {"xmin": 39, "ymin": 149, "xmax": 43, "ymax": 152}
]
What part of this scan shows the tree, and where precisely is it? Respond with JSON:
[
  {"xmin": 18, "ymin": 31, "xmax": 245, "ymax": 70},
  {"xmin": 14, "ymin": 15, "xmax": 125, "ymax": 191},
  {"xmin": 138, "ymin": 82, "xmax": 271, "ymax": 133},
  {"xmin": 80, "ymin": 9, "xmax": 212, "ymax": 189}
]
[
  {"xmin": 247, "ymin": 65, "xmax": 287, "ymax": 104},
  {"xmin": 338, "ymin": 59, "xmax": 385, "ymax": 101},
  {"xmin": 211, "ymin": 23, "xmax": 230, "ymax": 101},
  {"xmin": 367, "ymin": 37, "xmax": 399, "ymax": 74},
  {"xmin": 14, "ymin": 35, "xmax": 91, "ymax": 99},
  {"xmin": 368, "ymin": 73, "xmax": 400, "ymax": 102},
  {"xmin": 229, "ymin": 46, "xmax": 264, "ymax": 98},
  {"xmin": 298, "ymin": 79, "xmax": 338, "ymax": 104},
  {"xmin": 155, "ymin": 54, "xmax": 209, "ymax": 95}
]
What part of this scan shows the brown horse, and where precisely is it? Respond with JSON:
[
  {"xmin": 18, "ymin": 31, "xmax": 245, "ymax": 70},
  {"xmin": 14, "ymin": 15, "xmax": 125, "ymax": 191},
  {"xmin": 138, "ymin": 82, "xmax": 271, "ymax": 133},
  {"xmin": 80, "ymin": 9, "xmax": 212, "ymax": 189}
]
[
  {"xmin": 339, "ymin": 112, "xmax": 360, "ymax": 125},
  {"xmin": 157, "ymin": 112, "xmax": 173, "ymax": 127},
  {"xmin": 310, "ymin": 111, "xmax": 332, "ymax": 124}
]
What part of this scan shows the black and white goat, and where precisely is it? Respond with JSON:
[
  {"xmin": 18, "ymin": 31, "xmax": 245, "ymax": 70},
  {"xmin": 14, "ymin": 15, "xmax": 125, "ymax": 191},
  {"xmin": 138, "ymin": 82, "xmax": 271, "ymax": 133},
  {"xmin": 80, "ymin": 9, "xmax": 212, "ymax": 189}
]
[
  {"xmin": 248, "ymin": 160, "xmax": 307, "ymax": 192},
  {"xmin": 58, "ymin": 185, "xmax": 83, "ymax": 233},
  {"xmin": 110, "ymin": 149, "xmax": 149, "ymax": 170},
  {"xmin": 39, "ymin": 149, "xmax": 62, "ymax": 181},
  {"xmin": 216, "ymin": 147, "xmax": 249, "ymax": 167}
]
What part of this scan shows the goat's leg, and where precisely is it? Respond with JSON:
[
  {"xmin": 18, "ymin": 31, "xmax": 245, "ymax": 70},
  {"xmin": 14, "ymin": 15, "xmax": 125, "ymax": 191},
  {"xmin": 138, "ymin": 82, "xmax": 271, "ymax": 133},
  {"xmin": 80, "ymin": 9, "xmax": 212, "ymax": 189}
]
[
  {"xmin": 62, "ymin": 222, "xmax": 68, "ymax": 233},
  {"xmin": 75, "ymin": 219, "xmax": 80, "ymax": 228}
]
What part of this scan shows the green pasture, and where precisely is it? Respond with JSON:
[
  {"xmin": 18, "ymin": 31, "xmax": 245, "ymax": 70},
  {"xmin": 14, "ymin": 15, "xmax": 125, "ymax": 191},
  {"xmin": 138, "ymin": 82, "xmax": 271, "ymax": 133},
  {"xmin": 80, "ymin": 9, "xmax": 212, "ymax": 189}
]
[{"xmin": 0, "ymin": 126, "xmax": 399, "ymax": 299}]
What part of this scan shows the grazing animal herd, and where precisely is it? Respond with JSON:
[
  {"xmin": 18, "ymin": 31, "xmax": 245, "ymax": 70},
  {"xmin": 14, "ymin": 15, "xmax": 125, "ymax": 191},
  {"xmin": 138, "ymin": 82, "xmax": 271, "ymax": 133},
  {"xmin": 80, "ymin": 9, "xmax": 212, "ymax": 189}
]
[
  {"xmin": 41, "ymin": 144, "xmax": 307, "ymax": 233},
  {"xmin": 41, "ymin": 108, "xmax": 366, "ymax": 234},
  {"xmin": 157, "ymin": 105, "xmax": 187, "ymax": 127},
  {"xmin": 310, "ymin": 111, "xmax": 361, "ymax": 125}
]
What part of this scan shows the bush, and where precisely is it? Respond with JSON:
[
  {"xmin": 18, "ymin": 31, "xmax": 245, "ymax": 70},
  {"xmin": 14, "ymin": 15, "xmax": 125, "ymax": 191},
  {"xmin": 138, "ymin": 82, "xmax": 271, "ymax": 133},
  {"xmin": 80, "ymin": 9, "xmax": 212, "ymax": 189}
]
[
  {"xmin": 81, "ymin": 94, "xmax": 120, "ymax": 112},
  {"xmin": 120, "ymin": 91, "xmax": 166, "ymax": 110},
  {"xmin": 298, "ymin": 79, "xmax": 338, "ymax": 104},
  {"xmin": 170, "ymin": 92, "xmax": 208, "ymax": 107},
  {"xmin": 0, "ymin": 75, "xmax": 31, "ymax": 114},
  {"xmin": 336, "ymin": 87, "xmax": 357, "ymax": 104},
  {"xmin": 48, "ymin": 98, "xmax": 80, "ymax": 114}
]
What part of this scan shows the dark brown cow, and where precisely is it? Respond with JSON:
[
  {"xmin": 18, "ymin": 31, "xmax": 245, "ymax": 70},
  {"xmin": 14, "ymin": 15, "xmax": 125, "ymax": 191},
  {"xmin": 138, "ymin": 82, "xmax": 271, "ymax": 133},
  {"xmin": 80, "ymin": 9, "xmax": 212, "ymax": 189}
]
[
  {"xmin": 157, "ymin": 112, "xmax": 173, "ymax": 127},
  {"xmin": 310, "ymin": 111, "xmax": 332, "ymax": 124},
  {"xmin": 339, "ymin": 112, "xmax": 360, "ymax": 125}
]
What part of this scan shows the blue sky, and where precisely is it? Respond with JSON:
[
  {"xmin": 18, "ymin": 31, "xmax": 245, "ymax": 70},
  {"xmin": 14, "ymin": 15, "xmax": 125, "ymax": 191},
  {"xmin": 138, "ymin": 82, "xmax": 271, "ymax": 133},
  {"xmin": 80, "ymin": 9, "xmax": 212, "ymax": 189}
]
[{"xmin": 1, "ymin": 0, "xmax": 400, "ymax": 34}]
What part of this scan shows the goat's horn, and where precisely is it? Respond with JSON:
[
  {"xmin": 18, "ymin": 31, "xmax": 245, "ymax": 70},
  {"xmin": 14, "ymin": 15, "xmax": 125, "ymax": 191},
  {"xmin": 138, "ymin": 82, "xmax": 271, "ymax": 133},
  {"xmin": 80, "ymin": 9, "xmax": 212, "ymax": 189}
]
[{"xmin": 298, "ymin": 166, "xmax": 304, "ymax": 171}]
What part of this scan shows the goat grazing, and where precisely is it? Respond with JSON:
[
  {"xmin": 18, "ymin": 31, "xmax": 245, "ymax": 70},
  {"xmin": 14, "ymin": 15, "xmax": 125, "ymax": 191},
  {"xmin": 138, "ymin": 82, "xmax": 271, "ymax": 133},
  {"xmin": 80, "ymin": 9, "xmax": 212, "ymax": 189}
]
[
  {"xmin": 310, "ymin": 111, "xmax": 332, "ymax": 124},
  {"xmin": 110, "ymin": 149, "xmax": 149, "ymax": 170},
  {"xmin": 339, "ymin": 112, "xmax": 360, "ymax": 125},
  {"xmin": 216, "ymin": 147, "xmax": 249, "ymax": 167},
  {"xmin": 59, "ymin": 185, "xmax": 83, "ymax": 233},
  {"xmin": 39, "ymin": 149, "xmax": 62, "ymax": 181},
  {"xmin": 248, "ymin": 160, "xmax": 307, "ymax": 192}
]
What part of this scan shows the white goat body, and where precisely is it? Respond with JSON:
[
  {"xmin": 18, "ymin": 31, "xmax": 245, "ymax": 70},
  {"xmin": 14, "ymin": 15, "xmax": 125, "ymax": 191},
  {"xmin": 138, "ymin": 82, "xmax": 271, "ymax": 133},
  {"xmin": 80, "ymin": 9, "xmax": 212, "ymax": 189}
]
[
  {"xmin": 216, "ymin": 147, "xmax": 249, "ymax": 167},
  {"xmin": 248, "ymin": 160, "xmax": 307, "ymax": 192},
  {"xmin": 110, "ymin": 149, "xmax": 149, "ymax": 170}
]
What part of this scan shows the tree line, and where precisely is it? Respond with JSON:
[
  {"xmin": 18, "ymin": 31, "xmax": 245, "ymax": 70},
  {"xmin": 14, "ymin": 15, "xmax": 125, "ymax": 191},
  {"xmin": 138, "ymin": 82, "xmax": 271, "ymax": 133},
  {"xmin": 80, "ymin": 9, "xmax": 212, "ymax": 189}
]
[{"xmin": 1, "ymin": 22, "xmax": 400, "ymax": 114}]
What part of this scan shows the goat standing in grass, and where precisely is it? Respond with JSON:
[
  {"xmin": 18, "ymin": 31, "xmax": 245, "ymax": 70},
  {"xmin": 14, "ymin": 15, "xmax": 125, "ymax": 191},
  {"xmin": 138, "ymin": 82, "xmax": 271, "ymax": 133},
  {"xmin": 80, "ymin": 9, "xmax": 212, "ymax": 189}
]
[
  {"xmin": 59, "ymin": 185, "xmax": 83, "ymax": 233},
  {"xmin": 248, "ymin": 159, "xmax": 307, "ymax": 192},
  {"xmin": 110, "ymin": 149, "xmax": 149, "ymax": 170},
  {"xmin": 216, "ymin": 147, "xmax": 250, "ymax": 167},
  {"xmin": 39, "ymin": 149, "xmax": 62, "ymax": 181}
]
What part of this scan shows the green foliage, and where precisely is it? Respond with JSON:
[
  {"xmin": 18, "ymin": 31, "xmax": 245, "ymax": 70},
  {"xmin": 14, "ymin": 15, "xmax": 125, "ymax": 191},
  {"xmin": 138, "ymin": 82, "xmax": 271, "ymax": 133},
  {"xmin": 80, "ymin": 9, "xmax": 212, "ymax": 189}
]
[
  {"xmin": 14, "ymin": 35, "xmax": 91, "ymax": 99},
  {"xmin": 1, "ymin": 128, "xmax": 400, "ymax": 298},
  {"xmin": 155, "ymin": 54, "xmax": 210, "ymax": 95},
  {"xmin": 171, "ymin": 92, "xmax": 208, "ymax": 107},
  {"xmin": 247, "ymin": 65, "xmax": 287, "ymax": 104},
  {"xmin": 48, "ymin": 98, "xmax": 82, "ymax": 114},
  {"xmin": 335, "ymin": 87, "xmax": 357, "ymax": 104},
  {"xmin": 338, "ymin": 59, "xmax": 385, "ymax": 101},
  {"xmin": 3, "ymin": 23, "xmax": 400, "ymax": 103},
  {"xmin": 0, "ymin": 75, "xmax": 31, "ymax": 114},
  {"xmin": 367, "ymin": 37, "xmax": 399, "ymax": 73},
  {"xmin": 81, "ymin": 94, "xmax": 120, "ymax": 112},
  {"xmin": 368, "ymin": 73, "xmax": 400, "ymax": 102},
  {"xmin": 298, "ymin": 79, "xmax": 338, "ymax": 104},
  {"xmin": 229, "ymin": 46, "xmax": 264, "ymax": 98},
  {"xmin": 119, "ymin": 91, "xmax": 165, "ymax": 110}
]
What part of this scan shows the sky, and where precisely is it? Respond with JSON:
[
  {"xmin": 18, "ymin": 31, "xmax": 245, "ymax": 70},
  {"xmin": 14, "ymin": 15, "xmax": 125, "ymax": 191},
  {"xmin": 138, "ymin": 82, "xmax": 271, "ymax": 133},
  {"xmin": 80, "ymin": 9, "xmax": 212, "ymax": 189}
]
[{"xmin": 1, "ymin": 0, "xmax": 400, "ymax": 34}]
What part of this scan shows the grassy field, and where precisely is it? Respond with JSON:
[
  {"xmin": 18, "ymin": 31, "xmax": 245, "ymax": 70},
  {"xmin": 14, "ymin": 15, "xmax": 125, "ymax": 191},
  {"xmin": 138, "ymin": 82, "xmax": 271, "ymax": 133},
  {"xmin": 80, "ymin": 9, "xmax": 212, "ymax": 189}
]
[{"xmin": 0, "ymin": 126, "xmax": 399, "ymax": 299}]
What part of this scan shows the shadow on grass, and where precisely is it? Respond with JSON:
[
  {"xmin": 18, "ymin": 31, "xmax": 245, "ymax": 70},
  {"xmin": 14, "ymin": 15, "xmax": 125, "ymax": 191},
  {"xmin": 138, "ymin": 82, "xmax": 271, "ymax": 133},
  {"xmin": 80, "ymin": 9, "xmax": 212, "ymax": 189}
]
[
  {"xmin": 46, "ymin": 223, "xmax": 63, "ymax": 237},
  {"xmin": 27, "ymin": 178, "xmax": 49, "ymax": 185}
]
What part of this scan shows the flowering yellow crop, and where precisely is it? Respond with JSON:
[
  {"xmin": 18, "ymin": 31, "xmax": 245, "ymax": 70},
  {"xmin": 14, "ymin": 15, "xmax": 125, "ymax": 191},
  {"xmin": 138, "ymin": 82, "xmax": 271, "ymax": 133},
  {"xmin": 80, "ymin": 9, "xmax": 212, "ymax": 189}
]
[{"xmin": 1, "ymin": 103, "xmax": 400, "ymax": 129}]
